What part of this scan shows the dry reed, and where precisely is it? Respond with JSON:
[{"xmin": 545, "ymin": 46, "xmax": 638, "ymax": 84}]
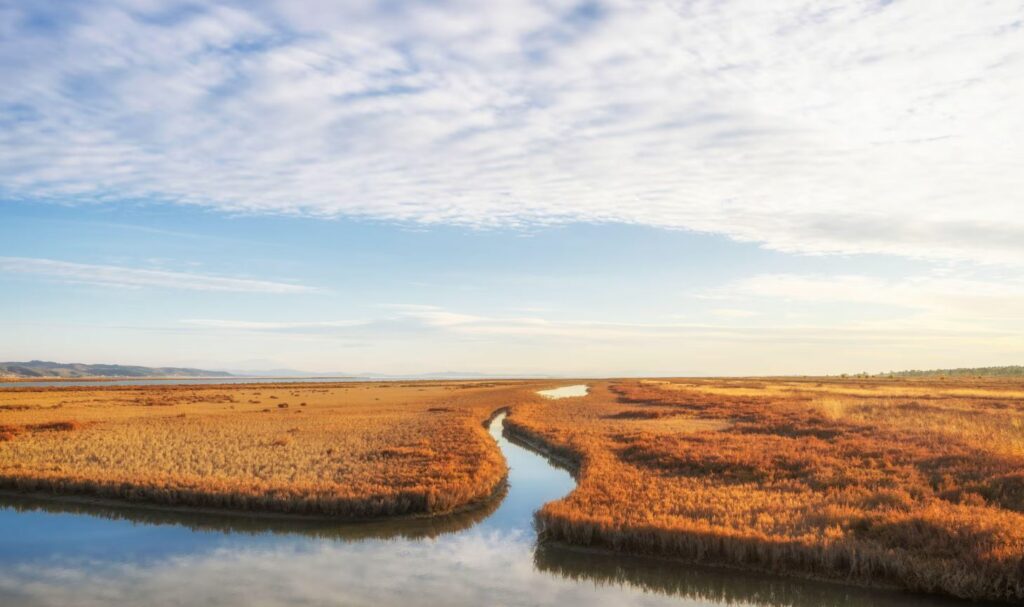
[
  {"xmin": 0, "ymin": 381, "xmax": 537, "ymax": 519},
  {"xmin": 508, "ymin": 378, "xmax": 1024, "ymax": 602}
]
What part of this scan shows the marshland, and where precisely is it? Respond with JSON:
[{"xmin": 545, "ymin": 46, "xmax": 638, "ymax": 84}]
[
  {"xmin": 5, "ymin": 0, "xmax": 1023, "ymax": 603},
  {"xmin": 2, "ymin": 377, "xmax": 1022, "ymax": 605}
]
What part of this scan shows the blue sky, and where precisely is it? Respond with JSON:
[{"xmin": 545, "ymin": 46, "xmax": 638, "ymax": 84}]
[{"xmin": 1, "ymin": 1, "xmax": 1022, "ymax": 375}]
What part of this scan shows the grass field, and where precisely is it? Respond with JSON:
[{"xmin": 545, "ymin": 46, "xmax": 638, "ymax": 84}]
[
  {"xmin": 0, "ymin": 381, "xmax": 543, "ymax": 518},
  {"xmin": 505, "ymin": 378, "xmax": 1024, "ymax": 602},
  {"xmin": 4, "ymin": 376, "xmax": 1024, "ymax": 601}
]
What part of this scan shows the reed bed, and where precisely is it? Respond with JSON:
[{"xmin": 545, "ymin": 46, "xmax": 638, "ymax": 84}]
[
  {"xmin": 508, "ymin": 378, "xmax": 1024, "ymax": 602},
  {"xmin": 0, "ymin": 381, "xmax": 537, "ymax": 518}
]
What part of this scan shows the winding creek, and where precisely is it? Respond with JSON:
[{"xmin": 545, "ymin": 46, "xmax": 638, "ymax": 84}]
[{"xmin": 0, "ymin": 386, "xmax": 977, "ymax": 606}]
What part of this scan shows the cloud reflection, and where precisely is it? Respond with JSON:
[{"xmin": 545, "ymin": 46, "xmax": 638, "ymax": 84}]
[{"xmin": 0, "ymin": 530, "xmax": 681, "ymax": 607}]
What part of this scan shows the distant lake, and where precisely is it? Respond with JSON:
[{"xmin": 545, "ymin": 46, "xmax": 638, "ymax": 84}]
[{"xmin": 538, "ymin": 384, "xmax": 589, "ymax": 399}]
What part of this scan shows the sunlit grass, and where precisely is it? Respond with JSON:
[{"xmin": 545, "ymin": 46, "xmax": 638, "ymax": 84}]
[
  {"xmin": 0, "ymin": 381, "xmax": 524, "ymax": 518},
  {"xmin": 6, "ymin": 376, "xmax": 1024, "ymax": 600},
  {"xmin": 509, "ymin": 378, "xmax": 1024, "ymax": 602}
]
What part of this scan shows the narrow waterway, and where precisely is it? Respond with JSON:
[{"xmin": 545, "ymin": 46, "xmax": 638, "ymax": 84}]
[{"xmin": 0, "ymin": 400, "xmax": 976, "ymax": 606}]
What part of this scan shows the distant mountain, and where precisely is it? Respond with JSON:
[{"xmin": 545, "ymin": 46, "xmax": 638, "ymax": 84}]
[
  {"xmin": 0, "ymin": 360, "xmax": 233, "ymax": 379},
  {"xmin": 0, "ymin": 360, "xmax": 557, "ymax": 381},
  {"xmin": 882, "ymin": 366, "xmax": 1024, "ymax": 378}
]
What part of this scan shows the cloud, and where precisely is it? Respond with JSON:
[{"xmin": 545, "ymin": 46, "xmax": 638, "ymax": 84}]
[
  {"xmin": 708, "ymin": 272, "xmax": 1024, "ymax": 332},
  {"xmin": 179, "ymin": 318, "xmax": 367, "ymax": 331},
  {"xmin": 183, "ymin": 299, "xmax": 1024, "ymax": 346},
  {"xmin": 181, "ymin": 308, "xmax": 674, "ymax": 340},
  {"xmin": 719, "ymin": 273, "xmax": 1024, "ymax": 310},
  {"xmin": 1, "ymin": 1, "xmax": 1022, "ymax": 264},
  {"xmin": 710, "ymin": 308, "xmax": 759, "ymax": 319},
  {"xmin": 0, "ymin": 257, "xmax": 315, "ymax": 293}
]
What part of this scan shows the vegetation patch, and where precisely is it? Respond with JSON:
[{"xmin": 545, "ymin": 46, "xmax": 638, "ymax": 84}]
[
  {"xmin": 0, "ymin": 424, "xmax": 17, "ymax": 442},
  {"xmin": 603, "ymin": 409, "xmax": 666, "ymax": 420},
  {"xmin": 27, "ymin": 420, "xmax": 83, "ymax": 432},
  {"xmin": 0, "ymin": 381, "xmax": 544, "ymax": 519},
  {"xmin": 510, "ymin": 378, "xmax": 1024, "ymax": 602}
]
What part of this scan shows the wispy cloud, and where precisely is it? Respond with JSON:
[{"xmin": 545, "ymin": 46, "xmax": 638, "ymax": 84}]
[
  {"xmin": 0, "ymin": 257, "xmax": 314, "ymax": 293},
  {"xmin": 718, "ymin": 273, "xmax": 1024, "ymax": 311},
  {"xmin": 710, "ymin": 309, "xmax": 759, "ymax": 319},
  {"xmin": 185, "ymin": 299, "xmax": 1024, "ymax": 345},
  {"xmin": 180, "ymin": 319, "xmax": 364, "ymax": 329},
  {"xmin": 707, "ymin": 272, "xmax": 1024, "ymax": 331},
  {"xmin": 2, "ymin": 1, "xmax": 1022, "ymax": 264}
]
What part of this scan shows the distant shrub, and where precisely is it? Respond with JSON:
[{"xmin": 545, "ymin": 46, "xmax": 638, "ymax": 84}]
[{"xmin": 28, "ymin": 420, "xmax": 81, "ymax": 432}]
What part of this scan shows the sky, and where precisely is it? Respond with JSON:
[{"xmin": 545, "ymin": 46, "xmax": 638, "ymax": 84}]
[{"xmin": 1, "ymin": 0, "xmax": 1022, "ymax": 376}]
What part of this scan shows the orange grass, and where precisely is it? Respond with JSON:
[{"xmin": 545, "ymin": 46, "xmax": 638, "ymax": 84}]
[
  {"xmin": 0, "ymin": 381, "xmax": 540, "ymax": 518},
  {"xmin": 506, "ymin": 378, "xmax": 1024, "ymax": 602}
]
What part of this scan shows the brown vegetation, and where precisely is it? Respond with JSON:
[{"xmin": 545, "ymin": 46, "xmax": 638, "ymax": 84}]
[
  {"xmin": 6, "ymin": 376, "xmax": 1024, "ymax": 601},
  {"xmin": 0, "ymin": 381, "xmax": 541, "ymax": 519},
  {"xmin": 506, "ymin": 378, "xmax": 1024, "ymax": 602}
]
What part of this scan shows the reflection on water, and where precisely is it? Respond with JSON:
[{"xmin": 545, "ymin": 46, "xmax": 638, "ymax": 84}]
[
  {"xmin": 0, "ymin": 487, "xmax": 502, "ymax": 544},
  {"xmin": 0, "ymin": 414, "xmax": 973, "ymax": 606},
  {"xmin": 533, "ymin": 543, "xmax": 980, "ymax": 607}
]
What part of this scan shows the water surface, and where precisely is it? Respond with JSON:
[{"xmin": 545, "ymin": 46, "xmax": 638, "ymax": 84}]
[
  {"xmin": 537, "ymin": 384, "xmax": 589, "ymax": 399},
  {"xmin": 0, "ymin": 413, "xmax": 974, "ymax": 606}
]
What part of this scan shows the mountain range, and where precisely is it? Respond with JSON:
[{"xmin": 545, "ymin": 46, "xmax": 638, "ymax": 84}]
[{"xmin": 0, "ymin": 360, "xmax": 233, "ymax": 379}]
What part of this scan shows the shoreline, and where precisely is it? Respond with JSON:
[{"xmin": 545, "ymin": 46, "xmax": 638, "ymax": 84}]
[
  {"xmin": 500, "ymin": 408, "xmax": 998, "ymax": 605},
  {"xmin": 0, "ymin": 376, "xmax": 359, "ymax": 383},
  {"xmin": 0, "ymin": 379, "xmax": 535, "ymax": 393},
  {"xmin": 0, "ymin": 479, "xmax": 510, "ymax": 525},
  {"xmin": 532, "ymin": 540, "xmax": 984, "ymax": 605},
  {"xmin": 0, "ymin": 408, "xmax": 556, "ymax": 528},
  {"xmin": 0, "ymin": 406, "xmax": 515, "ymax": 524},
  {"xmin": 501, "ymin": 418, "xmax": 581, "ymax": 480}
]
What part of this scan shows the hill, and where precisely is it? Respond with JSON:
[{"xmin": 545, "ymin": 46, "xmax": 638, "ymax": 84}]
[{"xmin": 0, "ymin": 360, "xmax": 233, "ymax": 379}]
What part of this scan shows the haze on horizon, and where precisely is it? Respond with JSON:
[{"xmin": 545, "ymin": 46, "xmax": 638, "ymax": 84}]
[{"xmin": 1, "ymin": 0, "xmax": 1022, "ymax": 377}]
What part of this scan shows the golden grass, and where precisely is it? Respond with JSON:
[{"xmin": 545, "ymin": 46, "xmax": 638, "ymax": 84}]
[
  {"xmin": 0, "ymin": 381, "xmax": 539, "ymax": 518},
  {"xmin": 506, "ymin": 378, "xmax": 1024, "ymax": 602},
  {"xmin": 7, "ymin": 376, "xmax": 1024, "ymax": 600}
]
